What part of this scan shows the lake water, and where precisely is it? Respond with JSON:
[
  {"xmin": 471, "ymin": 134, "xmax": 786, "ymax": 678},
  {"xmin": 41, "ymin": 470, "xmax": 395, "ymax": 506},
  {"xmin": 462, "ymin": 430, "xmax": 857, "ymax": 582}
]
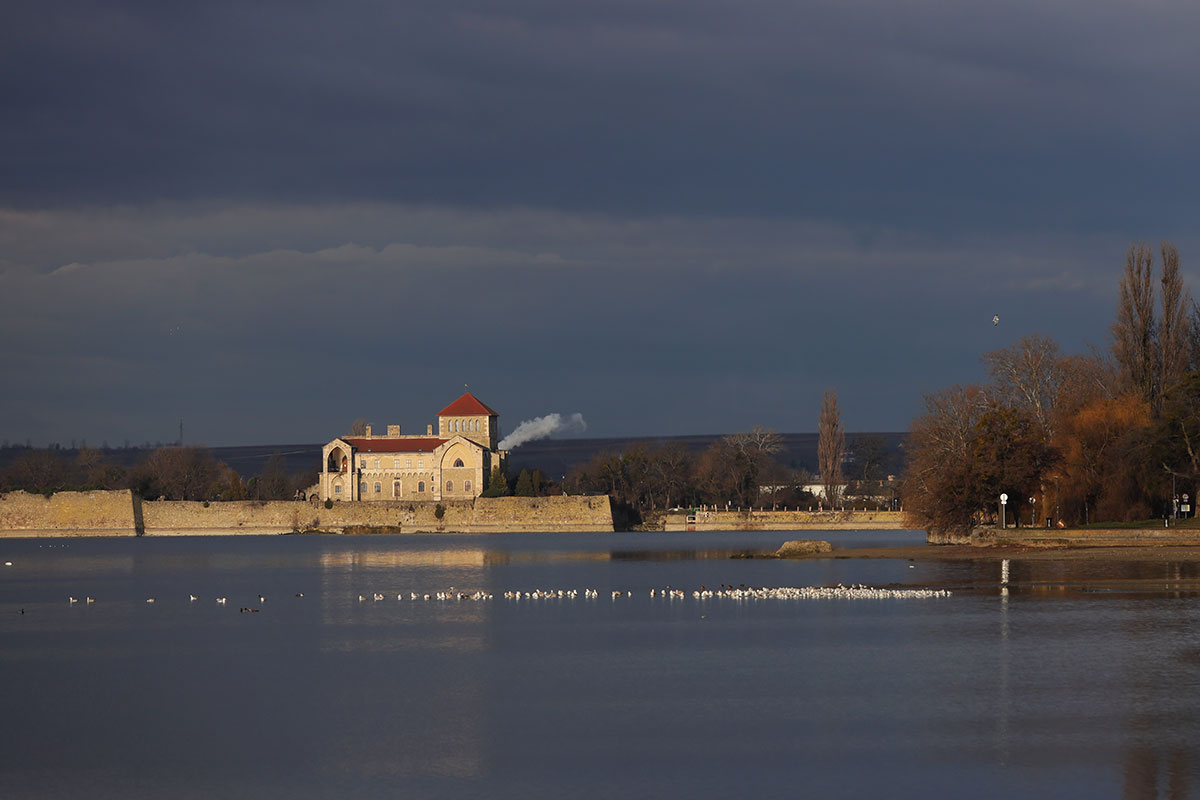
[{"xmin": 3, "ymin": 530, "xmax": 1200, "ymax": 799}]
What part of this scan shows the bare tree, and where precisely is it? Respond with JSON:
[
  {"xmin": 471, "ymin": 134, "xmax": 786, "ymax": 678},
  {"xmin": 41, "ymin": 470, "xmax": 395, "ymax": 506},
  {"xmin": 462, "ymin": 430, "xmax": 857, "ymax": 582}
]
[
  {"xmin": 818, "ymin": 390, "xmax": 845, "ymax": 507},
  {"xmin": 1160, "ymin": 242, "xmax": 1190, "ymax": 394},
  {"xmin": 349, "ymin": 418, "xmax": 367, "ymax": 436},
  {"xmin": 1112, "ymin": 242, "xmax": 1158, "ymax": 405},
  {"xmin": 724, "ymin": 425, "xmax": 783, "ymax": 461},
  {"xmin": 903, "ymin": 384, "xmax": 989, "ymax": 539},
  {"xmin": 983, "ymin": 334, "xmax": 1067, "ymax": 441}
]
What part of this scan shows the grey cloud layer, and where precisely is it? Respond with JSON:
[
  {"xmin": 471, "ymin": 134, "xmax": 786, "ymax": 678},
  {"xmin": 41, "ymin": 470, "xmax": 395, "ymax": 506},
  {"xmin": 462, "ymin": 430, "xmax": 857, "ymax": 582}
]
[
  {"xmin": 3, "ymin": 1, "xmax": 1196, "ymax": 446},
  {"xmin": 4, "ymin": 1, "xmax": 1198, "ymax": 230},
  {"xmin": 0, "ymin": 203, "xmax": 1142, "ymax": 445}
]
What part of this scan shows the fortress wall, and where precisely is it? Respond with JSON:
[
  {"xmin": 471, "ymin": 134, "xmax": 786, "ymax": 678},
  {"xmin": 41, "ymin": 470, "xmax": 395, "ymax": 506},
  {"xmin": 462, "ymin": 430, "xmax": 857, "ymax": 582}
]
[
  {"xmin": 664, "ymin": 509, "xmax": 906, "ymax": 531},
  {"xmin": 140, "ymin": 496, "xmax": 611, "ymax": 534},
  {"xmin": 0, "ymin": 490, "xmax": 139, "ymax": 536},
  {"xmin": 468, "ymin": 496, "xmax": 614, "ymax": 532},
  {"xmin": 0, "ymin": 491, "xmax": 615, "ymax": 535},
  {"xmin": 140, "ymin": 500, "xmax": 320, "ymax": 535}
]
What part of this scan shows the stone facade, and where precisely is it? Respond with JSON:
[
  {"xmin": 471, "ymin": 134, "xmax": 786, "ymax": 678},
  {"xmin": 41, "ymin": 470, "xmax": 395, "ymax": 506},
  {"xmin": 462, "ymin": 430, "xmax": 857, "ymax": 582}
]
[
  {"xmin": 0, "ymin": 490, "xmax": 140, "ymax": 536},
  {"xmin": 318, "ymin": 392, "xmax": 507, "ymax": 503},
  {"xmin": 0, "ymin": 491, "xmax": 613, "ymax": 535}
]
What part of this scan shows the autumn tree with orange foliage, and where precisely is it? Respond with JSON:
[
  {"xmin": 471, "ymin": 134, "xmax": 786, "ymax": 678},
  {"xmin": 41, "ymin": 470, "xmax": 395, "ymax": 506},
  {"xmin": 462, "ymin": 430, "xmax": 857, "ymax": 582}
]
[
  {"xmin": 1054, "ymin": 394, "xmax": 1151, "ymax": 524},
  {"xmin": 907, "ymin": 243, "xmax": 1194, "ymax": 537}
]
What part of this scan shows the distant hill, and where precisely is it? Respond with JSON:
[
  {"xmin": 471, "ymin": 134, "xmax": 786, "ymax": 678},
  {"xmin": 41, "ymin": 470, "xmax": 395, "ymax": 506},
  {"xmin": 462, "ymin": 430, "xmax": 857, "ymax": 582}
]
[
  {"xmin": 503, "ymin": 432, "xmax": 908, "ymax": 480},
  {"xmin": 0, "ymin": 433, "xmax": 907, "ymax": 481}
]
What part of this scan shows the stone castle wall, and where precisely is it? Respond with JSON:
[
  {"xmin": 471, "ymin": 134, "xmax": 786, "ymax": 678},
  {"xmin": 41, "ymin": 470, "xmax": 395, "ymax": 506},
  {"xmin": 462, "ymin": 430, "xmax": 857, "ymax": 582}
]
[
  {"xmin": 663, "ymin": 509, "xmax": 907, "ymax": 531},
  {"xmin": 0, "ymin": 490, "xmax": 140, "ymax": 536},
  {"xmin": 0, "ymin": 490, "xmax": 614, "ymax": 536}
]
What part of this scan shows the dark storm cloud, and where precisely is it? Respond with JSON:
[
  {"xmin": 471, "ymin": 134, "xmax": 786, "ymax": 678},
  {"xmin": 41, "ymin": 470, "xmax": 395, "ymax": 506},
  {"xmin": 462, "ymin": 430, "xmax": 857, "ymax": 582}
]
[
  {"xmin": 3, "ymin": 2, "xmax": 1199, "ymax": 446},
  {"xmin": 0, "ymin": 203, "xmax": 1156, "ymax": 445},
  {"xmin": 4, "ymin": 0, "xmax": 1199, "ymax": 230}
]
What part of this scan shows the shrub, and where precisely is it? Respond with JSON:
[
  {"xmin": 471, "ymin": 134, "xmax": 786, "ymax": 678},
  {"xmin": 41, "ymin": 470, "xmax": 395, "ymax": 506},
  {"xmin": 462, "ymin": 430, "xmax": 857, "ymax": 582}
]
[
  {"xmin": 324, "ymin": 498, "xmax": 333, "ymax": 509},
  {"xmin": 434, "ymin": 503, "xmax": 446, "ymax": 520}
]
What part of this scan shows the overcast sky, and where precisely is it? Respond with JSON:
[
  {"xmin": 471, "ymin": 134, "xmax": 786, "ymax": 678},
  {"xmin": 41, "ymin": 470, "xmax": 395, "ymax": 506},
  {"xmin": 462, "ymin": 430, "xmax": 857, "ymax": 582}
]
[{"xmin": 3, "ymin": 0, "xmax": 1198, "ymax": 447}]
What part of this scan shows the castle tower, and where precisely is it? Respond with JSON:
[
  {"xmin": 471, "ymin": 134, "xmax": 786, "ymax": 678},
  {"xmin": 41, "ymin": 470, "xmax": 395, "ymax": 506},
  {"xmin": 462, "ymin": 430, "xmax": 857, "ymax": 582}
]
[{"xmin": 436, "ymin": 392, "xmax": 499, "ymax": 450}]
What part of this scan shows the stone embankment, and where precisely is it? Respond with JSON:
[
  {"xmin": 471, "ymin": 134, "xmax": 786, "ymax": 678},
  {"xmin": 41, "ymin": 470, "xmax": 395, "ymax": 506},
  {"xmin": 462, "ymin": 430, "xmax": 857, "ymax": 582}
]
[
  {"xmin": 663, "ymin": 509, "xmax": 906, "ymax": 531},
  {"xmin": 0, "ymin": 491, "xmax": 613, "ymax": 536},
  {"xmin": 970, "ymin": 526, "xmax": 1200, "ymax": 548}
]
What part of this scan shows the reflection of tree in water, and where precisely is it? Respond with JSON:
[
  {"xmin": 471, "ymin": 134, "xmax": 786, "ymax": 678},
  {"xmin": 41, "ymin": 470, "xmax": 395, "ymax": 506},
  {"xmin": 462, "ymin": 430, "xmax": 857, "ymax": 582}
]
[
  {"xmin": 937, "ymin": 558, "xmax": 1200, "ymax": 597},
  {"xmin": 1123, "ymin": 747, "xmax": 1190, "ymax": 800}
]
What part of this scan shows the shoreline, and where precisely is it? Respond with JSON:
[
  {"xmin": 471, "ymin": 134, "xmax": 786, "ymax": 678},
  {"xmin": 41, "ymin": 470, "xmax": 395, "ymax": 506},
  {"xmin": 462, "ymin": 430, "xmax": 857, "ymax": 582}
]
[{"xmin": 782, "ymin": 543, "xmax": 1200, "ymax": 562}]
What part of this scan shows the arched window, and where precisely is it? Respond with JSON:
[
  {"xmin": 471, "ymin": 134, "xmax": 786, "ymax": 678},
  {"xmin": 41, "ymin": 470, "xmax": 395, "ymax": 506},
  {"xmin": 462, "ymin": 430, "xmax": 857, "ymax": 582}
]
[
  {"xmin": 446, "ymin": 481, "xmax": 453, "ymax": 492},
  {"xmin": 453, "ymin": 458, "xmax": 464, "ymax": 468},
  {"xmin": 373, "ymin": 482, "xmax": 381, "ymax": 493},
  {"xmin": 393, "ymin": 481, "xmax": 402, "ymax": 497},
  {"xmin": 464, "ymin": 480, "xmax": 472, "ymax": 492},
  {"xmin": 359, "ymin": 482, "xmax": 367, "ymax": 495},
  {"xmin": 418, "ymin": 481, "xmax": 425, "ymax": 492},
  {"xmin": 473, "ymin": 420, "xmax": 479, "ymax": 432},
  {"xmin": 452, "ymin": 420, "xmax": 458, "ymax": 432}
]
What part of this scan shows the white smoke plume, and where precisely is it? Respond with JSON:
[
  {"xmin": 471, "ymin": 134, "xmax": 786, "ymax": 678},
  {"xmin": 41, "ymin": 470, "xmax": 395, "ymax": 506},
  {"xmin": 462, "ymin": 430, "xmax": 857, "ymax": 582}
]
[{"xmin": 498, "ymin": 413, "xmax": 588, "ymax": 450}]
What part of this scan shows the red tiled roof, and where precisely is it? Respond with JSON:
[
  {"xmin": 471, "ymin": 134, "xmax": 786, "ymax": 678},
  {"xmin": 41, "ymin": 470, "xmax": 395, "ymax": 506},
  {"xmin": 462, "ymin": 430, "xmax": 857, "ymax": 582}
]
[
  {"xmin": 345, "ymin": 437, "xmax": 447, "ymax": 453},
  {"xmin": 437, "ymin": 392, "xmax": 498, "ymax": 417}
]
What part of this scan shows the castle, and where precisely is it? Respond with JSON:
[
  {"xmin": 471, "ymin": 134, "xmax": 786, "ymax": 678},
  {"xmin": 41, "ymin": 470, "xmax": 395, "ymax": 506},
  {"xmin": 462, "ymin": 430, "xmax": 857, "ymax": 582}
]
[{"xmin": 318, "ymin": 393, "xmax": 507, "ymax": 503}]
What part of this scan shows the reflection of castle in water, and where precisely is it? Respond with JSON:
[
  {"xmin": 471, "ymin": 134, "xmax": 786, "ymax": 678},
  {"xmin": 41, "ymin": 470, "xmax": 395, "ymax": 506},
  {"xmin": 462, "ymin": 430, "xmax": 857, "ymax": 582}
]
[{"xmin": 314, "ymin": 546, "xmax": 496, "ymax": 781}]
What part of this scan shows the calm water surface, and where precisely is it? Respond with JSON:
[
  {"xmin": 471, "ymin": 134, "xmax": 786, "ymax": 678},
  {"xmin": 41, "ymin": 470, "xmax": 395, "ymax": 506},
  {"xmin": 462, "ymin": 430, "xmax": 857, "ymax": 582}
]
[{"xmin": 2, "ymin": 530, "xmax": 1199, "ymax": 799}]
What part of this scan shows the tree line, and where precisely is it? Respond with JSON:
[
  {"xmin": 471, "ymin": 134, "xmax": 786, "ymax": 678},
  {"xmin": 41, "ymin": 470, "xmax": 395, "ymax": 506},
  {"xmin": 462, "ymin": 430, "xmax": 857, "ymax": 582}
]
[
  {"xmin": 0, "ymin": 446, "xmax": 315, "ymax": 501},
  {"xmin": 905, "ymin": 242, "xmax": 1200, "ymax": 538},
  {"xmin": 565, "ymin": 410, "xmax": 899, "ymax": 524}
]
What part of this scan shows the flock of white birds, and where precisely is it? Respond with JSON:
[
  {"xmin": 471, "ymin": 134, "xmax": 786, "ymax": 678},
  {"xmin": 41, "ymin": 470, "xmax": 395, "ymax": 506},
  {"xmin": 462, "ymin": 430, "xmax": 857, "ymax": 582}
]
[
  {"xmin": 56, "ymin": 583, "xmax": 951, "ymax": 607},
  {"xmin": 351, "ymin": 584, "xmax": 951, "ymax": 602}
]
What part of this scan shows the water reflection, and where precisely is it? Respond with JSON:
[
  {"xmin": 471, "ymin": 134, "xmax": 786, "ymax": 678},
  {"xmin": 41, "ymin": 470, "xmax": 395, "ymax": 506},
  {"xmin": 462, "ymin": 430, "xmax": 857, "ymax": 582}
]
[
  {"xmin": 7, "ymin": 534, "xmax": 1200, "ymax": 798},
  {"xmin": 926, "ymin": 557, "xmax": 1200, "ymax": 599}
]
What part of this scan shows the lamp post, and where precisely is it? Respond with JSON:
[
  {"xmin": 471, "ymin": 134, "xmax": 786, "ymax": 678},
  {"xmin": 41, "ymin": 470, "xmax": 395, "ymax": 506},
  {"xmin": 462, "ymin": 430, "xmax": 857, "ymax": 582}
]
[{"xmin": 1029, "ymin": 496, "xmax": 1036, "ymax": 527}]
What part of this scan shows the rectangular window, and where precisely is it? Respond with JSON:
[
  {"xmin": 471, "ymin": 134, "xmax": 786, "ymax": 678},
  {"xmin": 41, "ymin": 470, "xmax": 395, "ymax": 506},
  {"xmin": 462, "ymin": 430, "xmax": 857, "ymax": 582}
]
[
  {"xmin": 418, "ymin": 459, "xmax": 423, "ymax": 469},
  {"xmin": 394, "ymin": 458, "xmax": 401, "ymax": 468},
  {"xmin": 334, "ymin": 485, "xmax": 342, "ymax": 494},
  {"xmin": 406, "ymin": 459, "xmax": 412, "ymax": 468}
]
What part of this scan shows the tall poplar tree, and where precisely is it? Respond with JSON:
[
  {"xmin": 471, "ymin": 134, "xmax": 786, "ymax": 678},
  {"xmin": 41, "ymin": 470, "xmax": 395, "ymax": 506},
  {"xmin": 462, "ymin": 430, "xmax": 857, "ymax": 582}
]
[
  {"xmin": 818, "ymin": 389, "xmax": 845, "ymax": 507},
  {"xmin": 1112, "ymin": 242, "xmax": 1158, "ymax": 406},
  {"xmin": 1160, "ymin": 242, "xmax": 1190, "ymax": 394}
]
